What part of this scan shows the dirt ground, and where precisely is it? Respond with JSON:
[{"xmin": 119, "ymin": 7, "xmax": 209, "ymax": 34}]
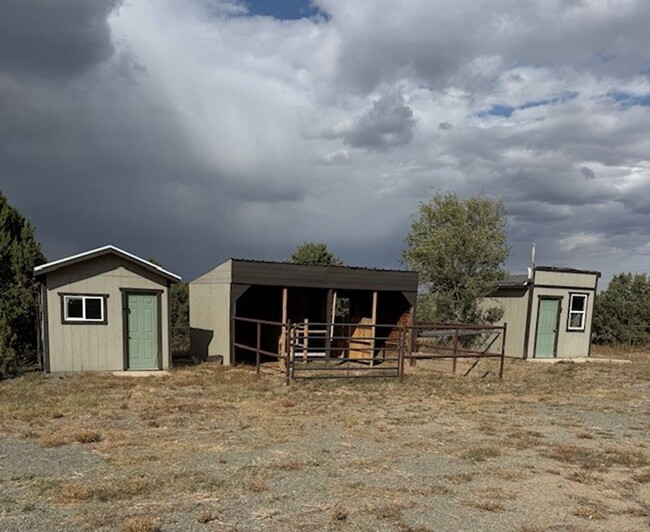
[{"xmin": 0, "ymin": 349, "xmax": 649, "ymax": 532}]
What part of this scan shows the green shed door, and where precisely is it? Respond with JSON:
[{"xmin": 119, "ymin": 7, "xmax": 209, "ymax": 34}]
[
  {"xmin": 127, "ymin": 294, "xmax": 159, "ymax": 370},
  {"xmin": 534, "ymin": 298, "xmax": 559, "ymax": 358}
]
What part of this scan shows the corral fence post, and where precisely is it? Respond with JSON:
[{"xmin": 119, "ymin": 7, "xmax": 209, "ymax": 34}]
[
  {"xmin": 499, "ymin": 322, "xmax": 507, "ymax": 380},
  {"xmin": 452, "ymin": 327, "xmax": 459, "ymax": 374},
  {"xmin": 256, "ymin": 320, "xmax": 261, "ymax": 376},
  {"xmin": 285, "ymin": 319, "xmax": 292, "ymax": 386},
  {"xmin": 398, "ymin": 325, "xmax": 405, "ymax": 383}
]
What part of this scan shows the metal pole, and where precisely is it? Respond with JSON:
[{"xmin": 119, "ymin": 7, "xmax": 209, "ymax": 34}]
[
  {"xmin": 398, "ymin": 326, "xmax": 405, "ymax": 383},
  {"xmin": 452, "ymin": 328, "xmax": 458, "ymax": 374},
  {"xmin": 256, "ymin": 321, "xmax": 261, "ymax": 376},
  {"xmin": 285, "ymin": 320, "xmax": 292, "ymax": 386},
  {"xmin": 499, "ymin": 323, "xmax": 507, "ymax": 380}
]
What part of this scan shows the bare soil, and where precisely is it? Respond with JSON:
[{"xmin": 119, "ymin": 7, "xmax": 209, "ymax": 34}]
[{"xmin": 0, "ymin": 348, "xmax": 648, "ymax": 531}]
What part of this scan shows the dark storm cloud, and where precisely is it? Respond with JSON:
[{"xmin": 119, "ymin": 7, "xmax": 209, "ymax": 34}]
[
  {"xmin": 2, "ymin": 0, "xmax": 650, "ymax": 285},
  {"xmin": 327, "ymin": 92, "xmax": 416, "ymax": 151},
  {"xmin": 580, "ymin": 166, "xmax": 595, "ymax": 179},
  {"xmin": 0, "ymin": 0, "xmax": 122, "ymax": 79}
]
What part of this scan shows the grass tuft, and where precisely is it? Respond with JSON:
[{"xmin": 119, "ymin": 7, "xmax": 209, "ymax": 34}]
[
  {"xmin": 197, "ymin": 509, "xmax": 218, "ymax": 523},
  {"xmin": 121, "ymin": 516, "xmax": 160, "ymax": 532},
  {"xmin": 73, "ymin": 430, "xmax": 102, "ymax": 444},
  {"xmin": 463, "ymin": 447, "xmax": 501, "ymax": 463}
]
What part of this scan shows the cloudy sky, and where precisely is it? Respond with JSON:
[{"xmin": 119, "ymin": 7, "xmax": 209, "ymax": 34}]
[{"xmin": 2, "ymin": 0, "xmax": 650, "ymax": 283}]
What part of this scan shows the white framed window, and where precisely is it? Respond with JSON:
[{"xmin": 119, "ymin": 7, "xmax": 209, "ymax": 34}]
[
  {"xmin": 62, "ymin": 295, "xmax": 106, "ymax": 323},
  {"xmin": 567, "ymin": 293, "xmax": 587, "ymax": 331}
]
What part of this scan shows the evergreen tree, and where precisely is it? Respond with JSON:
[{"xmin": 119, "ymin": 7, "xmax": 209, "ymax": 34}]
[
  {"xmin": 289, "ymin": 242, "xmax": 343, "ymax": 266},
  {"xmin": 0, "ymin": 192, "xmax": 46, "ymax": 378},
  {"xmin": 592, "ymin": 273, "xmax": 650, "ymax": 346}
]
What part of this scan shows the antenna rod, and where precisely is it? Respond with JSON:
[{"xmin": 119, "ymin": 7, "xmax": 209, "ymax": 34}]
[{"xmin": 531, "ymin": 242, "xmax": 536, "ymax": 266}]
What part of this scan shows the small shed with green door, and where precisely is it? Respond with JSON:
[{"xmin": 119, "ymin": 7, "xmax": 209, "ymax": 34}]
[
  {"xmin": 34, "ymin": 245, "xmax": 181, "ymax": 373},
  {"xmin": 483, "ymin": 265, "xmax": 600, "ymax": 359}
]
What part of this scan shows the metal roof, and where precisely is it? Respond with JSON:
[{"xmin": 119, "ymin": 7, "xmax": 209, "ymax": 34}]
[
  {"xmin": 497, "ymin": 274, "xmax": 530, "ymax": 288},
  {"xmin": 193, "ymin": 258, "xmax": 418, "ymax": 292},
  {"xmin": 230, "ymin": 258, "xmax": 414, "ymax": 274},
  {"xmin": 34, "ymin": 245, "xmax": 181, "ymax": 282}
]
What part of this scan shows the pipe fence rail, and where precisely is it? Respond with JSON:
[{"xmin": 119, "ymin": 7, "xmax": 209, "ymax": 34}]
[{"xmin": 231, "ymin": 316, "xmax": 507, "ymax": 384}]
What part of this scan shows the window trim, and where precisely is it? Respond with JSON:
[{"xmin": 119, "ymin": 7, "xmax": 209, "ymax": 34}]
[
  {"xmin": 566, "ymin": 292, "xmax": 588, "ymax": 332},
  {"xmin": 59, "ymin": 293, "xmax": 109, "ymax": 325}
]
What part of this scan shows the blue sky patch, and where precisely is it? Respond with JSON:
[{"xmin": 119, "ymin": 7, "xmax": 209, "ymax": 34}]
[
  {"xmin": 478, "ymin": 104, "xmax": 514, "ymax": 118},
  {"xmin": 478, "ymin": 92, "xmax": 578, "ymax": 118},
  {"xmin": 245, "ymin": 0, "xmax": 326, "ymax": 20},
  {"xmin": 609, "ymin": 90, "xmax": 650, "ymax": 109}
]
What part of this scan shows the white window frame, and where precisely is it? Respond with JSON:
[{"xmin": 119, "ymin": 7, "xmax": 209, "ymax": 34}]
[
  {"xmin": 63, "ymin": 295, "xmax": 105, "ymax": 323},
  {"xmin": 567, "ymin": 293, "xmax": 587, "ymax": 331}
]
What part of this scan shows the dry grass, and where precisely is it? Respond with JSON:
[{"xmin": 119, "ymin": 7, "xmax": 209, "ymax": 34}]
[
  {"xmin": 464, "ymin": 499, "xmax": 506, "ymax": 512},
  {"xmin": 0, "ymin": 354, "xmax": 648, "ymax": 530},
  {"xmin": 197, "ymin": 509, "xmax": 219, "ymax": 523},
  {"xmin": 121, "ymin": 516, "xmax": 160, "ymax": 532},
  {"xmin": 545, "ymin": 444, "xmax": 648, "ymax": 470},
  {"xmin": 573, "ymin": 504, "xmax": 608, "ymax": 520},
  {"xmin": 331, "ymin": 504, "xmax": 348, "ymax": 521},
  {"xmin": 633, "ymin": 469, "xmax": 650, "ymax": 483},
  {"xmin": 73, "ymin": 429, "xmax": 102, "ymax": 444},
  {"xmin": 463, "ymin": 446, "xmax": 501, "ymax": 463},
  {"xmin": 56, "ymin": 478, "xmax": 151, "ymax": 503}
]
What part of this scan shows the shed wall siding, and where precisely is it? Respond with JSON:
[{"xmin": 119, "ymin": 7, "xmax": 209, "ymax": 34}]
[
  {"xmin": 534, "ymin": 270, "xmax": 598, "ymax": 289},
  {"xmin": 484, "ymin": 292, "xmax": 528, "ymax": 358},
  {"xmin": 45, "ymin": 256, "xmax": 170, "ymax": 372},
  {"xmin": 189, "ymin": 281, "xmax": 232, "ymax": 364},
  {"xmin": 191, "ymin": 260, "xmax": 233, "ymax": 285}
]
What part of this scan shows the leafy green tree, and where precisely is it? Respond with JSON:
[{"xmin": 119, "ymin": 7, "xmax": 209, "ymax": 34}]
[
  {"xmin": 402, "ymin": 192, "xmax": 509, "ymax": 323},
  {"xmin": 289, "ymin": 242, "xmax": 343, "ymax": 266},
  {"xmin": 0, "ymin": 192, "xmax": 46, "ymax": 378},
  {"xmin": 593, "ymin": 273, "xmax": 650, "ymax": 346},
  {"xmin": 148, "ymin": 257, "xmax": 189, "ymax": 356}
]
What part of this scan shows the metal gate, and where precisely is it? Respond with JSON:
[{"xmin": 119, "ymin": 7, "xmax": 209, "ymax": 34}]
[{"xmin": 288, "ymin": 321, "xmax": 404, "ymax": 380}]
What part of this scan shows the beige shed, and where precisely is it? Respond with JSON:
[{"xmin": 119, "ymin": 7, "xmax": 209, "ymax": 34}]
[
  {"xmin": 485, "ymin": 265, "xmax": 600, "ymax": 359},
  {"xmin": 34, "ymin": 245, "xmax": 181, "ymax": 373}
]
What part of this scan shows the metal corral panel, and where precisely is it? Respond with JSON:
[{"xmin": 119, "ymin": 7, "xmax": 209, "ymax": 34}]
[
  {"xmin": 189, "ymin": 281, "xmax": 232, "ymax": 364},
  {"xmin": 44, "ymin": 254, "xmax": 171, "ymax": 372}
]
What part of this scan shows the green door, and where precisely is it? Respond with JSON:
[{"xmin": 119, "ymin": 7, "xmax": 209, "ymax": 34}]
[
  {"xmin": 127, "ymin": 293, "xmax": 159, "ymax": 370},
  {"xmin": 534, "ymin": 298, "xmax": 559, "ymax": 358}
]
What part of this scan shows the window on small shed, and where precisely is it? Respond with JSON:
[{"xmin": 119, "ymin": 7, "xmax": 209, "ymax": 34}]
[
  {"xmin": 567, "ymin": 293, "xmax": 587, "ymax": 331},
  {"xmin": 63, "ymin": 295, "xmax": 106, "ymax": 323}
]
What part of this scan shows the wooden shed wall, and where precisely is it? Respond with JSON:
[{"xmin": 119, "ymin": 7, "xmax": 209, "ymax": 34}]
[
  {"xmin": 484, "ymin": 288, "xmax": 529, "ymax": 358},
  {"xmin": 189, "ymin": 280, "xmax": 232, "ymax": 364}
]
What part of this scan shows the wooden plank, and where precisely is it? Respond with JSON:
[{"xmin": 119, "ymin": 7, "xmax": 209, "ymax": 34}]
[
  {"xmin": 349, "ymin": 317, "xmax": 374, "ymax": 359},
  {"xmin": 302, "ymin": 319, "xmax": 309, "ymax": 359}
]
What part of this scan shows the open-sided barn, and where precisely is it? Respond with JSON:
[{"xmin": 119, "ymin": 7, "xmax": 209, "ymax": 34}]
[{"xmin": 189, "ymin": 259, "xmax": 418, "ymax": 365}]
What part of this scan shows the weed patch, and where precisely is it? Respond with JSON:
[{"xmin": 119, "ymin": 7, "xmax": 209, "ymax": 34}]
[{"xmin": 463, "ymin": 447, "xmax": 501, "ymax": 463}]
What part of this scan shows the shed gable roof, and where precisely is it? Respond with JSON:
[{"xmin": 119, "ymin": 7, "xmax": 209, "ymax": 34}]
[{"xmin": 34, "ymin": 245, "xmax": 181, "ymax": 282}]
